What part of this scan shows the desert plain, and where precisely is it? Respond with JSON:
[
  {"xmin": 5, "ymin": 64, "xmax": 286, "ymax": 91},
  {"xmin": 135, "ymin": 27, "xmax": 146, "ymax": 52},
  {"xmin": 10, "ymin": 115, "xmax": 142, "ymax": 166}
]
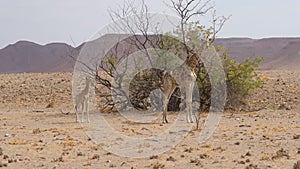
[{"xmin": 0, "ymin": 71, "xmax": 299, "ymax": 169}]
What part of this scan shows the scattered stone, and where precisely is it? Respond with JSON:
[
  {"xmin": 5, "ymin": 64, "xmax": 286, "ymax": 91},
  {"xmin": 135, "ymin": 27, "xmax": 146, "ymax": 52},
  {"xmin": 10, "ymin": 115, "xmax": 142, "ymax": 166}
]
[
  {"xmin": 184, "ymin": 147, "xmax": 193, "ymax": 153},
  {"xmin": 33, "ymin": 128, "xmax": 41, "ymax": 134},
  {"xmin": 199, "ymin": 154, "xmax": 208, "ymax": 159},
  {"xmin": 120, "ymin": 162, "xmax": 126, "ymax": 166},
  {"xmin": 239, "ymin": 124, "xmax": 251, "ymax": 128},
  {"xmin": 245, "ymin": 152, "xmax": 252, "ymax": 156},
  {"xmin": 104, "ymin": 152, "xmax": 112, "ymax": 155},
  {"xmin": 149, "ymin": 155, "xmax": 158, "ymax": 160},
  {"xmin": 212, "ymin": 146, "xmax": 226, "ymax": 152},
  {"xmin": 7, "ymin": 158, "xmax": 17, "ymax": 163},
  {"xmin": 0, "ymin": 147, "xmax": 3, "ymax": 156},
  {"xmin": 150, "ymin": 162, "xmax": 165, "ymax": 169},
  {"xmin": 46, "ymin": 102, "xmax": 55, "ymax": 108},
  {"xmin": 0, "ymin": 162, "xmax": 7, "ymax": 167},
  {"xmin": 190, "ymin": 158, "xmax": 201, "ymax": 166},
  {"xmin": 90, "ymin": 154, "xmax": 100, "ymax": 160},
  {"xmin": 77, "ymin": 152, "xmax": 84, "ymax": 156},
  {"xmin": 293, "ymin": 134, "xmax": 300, "ymax": 139},
  {"xmin": 52, "ymin": 157, "xmax": 63, "ymax": 162},
  {"xmin": 245, "ymin": 164, "xmax": 259, "ymax": 169},
  {"xmin": 109, "ymin": 163, "xmax": 116, "ymax": 168},
  {"xmin": 272, "ymin": 148, "xmax": 290, "ymax": 160},
  {"xmin": 166, "ymin": 156, "xmax": 176, "ymax": 162},
  {"xmin": 234, "ymin": 142, "xmax": 240, "ymax": 145},
  {"xmin": 239, "ymin": 161, "xmax": 245, "ymax": 164},
  {"xmin": 294, "ymin": 161, "xmax": 300, "ymax": 169}
]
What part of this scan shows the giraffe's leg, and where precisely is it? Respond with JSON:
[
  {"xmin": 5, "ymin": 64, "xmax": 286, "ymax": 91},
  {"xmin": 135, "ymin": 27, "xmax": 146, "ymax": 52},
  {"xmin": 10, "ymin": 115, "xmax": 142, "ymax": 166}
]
[
  {"xmin": 81, "ymin": 102, "xmax": 85, "ymax": 123},
  {"xmin": 186, "ymin": 83, "xmax": 194, "ymax": 123},
  {"xmin": 85, "ymin": 99, "xmax": 90, "ymax": 123},
  {"xmin": 75, "ymin": 105, "xmax": 80, "ymax": 122},
  {"xmin": 162, "ymin": 96, "xmax": 169, "ymax": 123},
  {"xmin": 83, "ymin": 100, "xmax": 86, "ymax": 123},
  {"xmin": 162, "ymin": 87, "xmax": 176, "ymax": 124}
]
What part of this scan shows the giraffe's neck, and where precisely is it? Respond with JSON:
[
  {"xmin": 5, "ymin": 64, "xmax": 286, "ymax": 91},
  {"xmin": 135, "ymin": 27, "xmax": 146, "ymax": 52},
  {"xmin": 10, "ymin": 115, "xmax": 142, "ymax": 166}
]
[
  {"xmin": 81, "ymin": 80, "xmax": 90, "ymax": 95},
  {"xmin": 184, "ymin": 53, "xmax": 199, "ymax": 70}
]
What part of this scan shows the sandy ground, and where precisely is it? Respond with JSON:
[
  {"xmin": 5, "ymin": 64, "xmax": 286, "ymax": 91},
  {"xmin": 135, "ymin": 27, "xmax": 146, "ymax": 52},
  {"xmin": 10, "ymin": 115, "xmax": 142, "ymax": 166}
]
[
  {"xmin": 0, "ymin": 71, "xmax": 299, "ymax": 168},
  {"xmin": 0, "ymin": 108, "xmax": 299, "ymax": 169}
]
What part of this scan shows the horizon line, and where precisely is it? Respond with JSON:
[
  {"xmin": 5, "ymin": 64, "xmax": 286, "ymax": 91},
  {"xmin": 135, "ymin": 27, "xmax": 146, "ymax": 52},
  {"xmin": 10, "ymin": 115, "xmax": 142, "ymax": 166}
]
[{"xmin": 2, "ymin": 36, "xmax": 300, "ymax": 50}]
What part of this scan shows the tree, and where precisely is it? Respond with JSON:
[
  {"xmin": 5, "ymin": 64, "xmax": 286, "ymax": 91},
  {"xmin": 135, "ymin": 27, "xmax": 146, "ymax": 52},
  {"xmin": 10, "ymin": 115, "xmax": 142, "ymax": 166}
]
[{"xmin": 74, "ymin": 0, "xmax": 262, "ymax": 127}]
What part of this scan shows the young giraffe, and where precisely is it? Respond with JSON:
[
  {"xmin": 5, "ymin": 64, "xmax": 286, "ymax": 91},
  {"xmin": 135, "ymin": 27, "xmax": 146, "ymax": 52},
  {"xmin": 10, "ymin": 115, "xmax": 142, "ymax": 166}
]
[
  {"xmin": 75, "ymin": 77, "xmax": 92, "ymax": 122},
  {"xmin": 160, "ymin": 52, "xmax": 199, "ymax": 123}
]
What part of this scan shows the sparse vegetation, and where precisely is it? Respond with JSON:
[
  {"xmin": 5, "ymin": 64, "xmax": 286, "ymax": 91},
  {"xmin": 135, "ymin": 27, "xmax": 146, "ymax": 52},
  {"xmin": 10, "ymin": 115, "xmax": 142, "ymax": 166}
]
[
  {"xmin": 220, "ymin": 48, "xmax": 263, "ymax": 110},
  {"xmin": 87, "ymin": 0, "xmax": 263, "ymax": 119}
]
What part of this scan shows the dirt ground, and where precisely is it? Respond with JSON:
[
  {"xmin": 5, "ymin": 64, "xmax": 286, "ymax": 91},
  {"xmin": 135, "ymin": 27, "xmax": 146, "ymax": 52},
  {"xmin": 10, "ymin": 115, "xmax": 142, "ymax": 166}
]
[{"xmin": 0, "ymin": 71, "xmax": 299, "ymax": 169}]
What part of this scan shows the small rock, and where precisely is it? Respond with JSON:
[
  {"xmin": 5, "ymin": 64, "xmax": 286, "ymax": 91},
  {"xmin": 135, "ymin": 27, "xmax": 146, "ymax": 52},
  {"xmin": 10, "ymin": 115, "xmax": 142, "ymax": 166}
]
[
  {"xmin": 104, "ymin": 152, "xmax": 112, "ymax": 155},
  {"xmin": 272, "ymin": 148, "xmax": 290, "ymax": 160},
  {"xmin": 120, "ymin": 162, "xmax": 126, "ymax": 166},
  {"xmin": 234, "ymin": 142, "xmax": 240, "ymax": 145},
  {"xmin": 245, "ymin": 152, "xmax": 252, "ymax": 156},
  {"xmin": 149, "ymin": 155, "xmax": 158, "ymax": 159},
  {"xmin": 77, "ymin": 152, "xmax": 84, "ymax": 156},
  {"xmin": 294, "ymin": 161, "xmax": 300, "ymax": 169},
  {"xmin": 3, "ymin": 155, "xmax": 9, "ymax": 159},
  {"xmin": 7, "ymin": 159, "xmax": 17, "ymax": 163},
  {"xmin": 238, "ymin": 161, "xmax": 245, "ymax": 164},
  {"xmin": 190, "ymin": 158, "xmax": 201, "ymax": 166},
  {"xmin": 245, "ymin": 164, "xmax": 259, "ymax": 169},
  {"xmin": 109, "ymin": 164, "xmax": 116, "ymax": 168},
  {"xmin": 33, "ymin": 128, "xmax": 41, "ymax": 134},
  {"xmin": 293, "ymin": 134, "xmax": 300, "ymax": 139},
  {"xmin": 239, "ymin": 125, "xmax": 251, "ymax": 128},
  {"xmin": 166, "ymin": 156, "xmax": 176, "ymax": 162},
  {"xmin": 90, "ymin": 154, "xmax": 100, "ymax": 160},
  {"xmin": 199, "ymin": 154, "xmax": 208, "ymax": 159},
  {"xmin": 184, "ymin": 147, "xmax": 193, "ymax": 153},
  {"xmin": 0, "ymin": 162, "xmax": 7, "ymax": 167}
]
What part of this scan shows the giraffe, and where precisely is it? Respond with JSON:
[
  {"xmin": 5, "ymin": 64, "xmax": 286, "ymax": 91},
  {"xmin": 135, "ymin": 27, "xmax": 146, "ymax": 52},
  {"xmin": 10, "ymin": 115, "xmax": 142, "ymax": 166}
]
[
  {"xmin": 160, "ymin": 52, "xmax": 200, "ymax": 123},
  {"xmin": 159, "ymin": 35, "xmax": 215, "ymax": 124},
  {"xmin": 75, "ymin": 77, "xmax": 92, "ymax": 122}
]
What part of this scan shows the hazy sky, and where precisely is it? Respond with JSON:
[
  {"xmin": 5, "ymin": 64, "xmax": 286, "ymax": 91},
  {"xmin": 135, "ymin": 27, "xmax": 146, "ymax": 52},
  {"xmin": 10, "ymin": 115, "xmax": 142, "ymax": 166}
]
[{"xmin": 1, "ymin": 0, "xmax": 300, "ymax": 48}]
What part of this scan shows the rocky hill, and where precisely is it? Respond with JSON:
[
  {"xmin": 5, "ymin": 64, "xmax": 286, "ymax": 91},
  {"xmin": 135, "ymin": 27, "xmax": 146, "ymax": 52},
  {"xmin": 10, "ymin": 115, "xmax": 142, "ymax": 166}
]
[
  {"xmin": 215, "ymin": 38, "xmax": 300, "ymax": 70},
  {"xmin": 0, "ymin": 41, "xmax": 77, "ymax": 73},
  {"xmin": 1, "ymin": 37, "xmax": 300, "ymax": 73}
]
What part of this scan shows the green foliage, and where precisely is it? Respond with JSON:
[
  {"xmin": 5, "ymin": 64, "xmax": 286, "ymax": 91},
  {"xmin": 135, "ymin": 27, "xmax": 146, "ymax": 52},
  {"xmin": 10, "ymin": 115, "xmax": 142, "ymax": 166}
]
[
  {"xmin": 220, "ymin": 47, "xmax": 264, "ymax": 109},
  {"xmin": 159, "ymin": 21, "xmax": 264, "ymax": 111}
]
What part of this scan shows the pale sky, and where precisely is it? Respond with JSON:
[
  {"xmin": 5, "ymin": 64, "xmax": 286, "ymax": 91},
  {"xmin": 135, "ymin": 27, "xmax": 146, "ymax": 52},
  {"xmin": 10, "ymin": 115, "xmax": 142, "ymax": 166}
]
[{"xmin": 1, "ymin": 0, "xmax": 300, "ymax": 49}]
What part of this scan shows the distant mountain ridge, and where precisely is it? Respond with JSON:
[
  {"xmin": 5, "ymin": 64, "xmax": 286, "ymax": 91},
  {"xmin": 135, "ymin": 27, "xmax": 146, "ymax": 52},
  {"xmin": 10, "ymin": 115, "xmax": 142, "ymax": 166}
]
[
  {"xmin": 0, "ymin": 40, "xmax": 77, "ymax": 73},
  {"xmin": 215, "ymin": 37, "xmax": 300, "ymax": 70},
  {"xmin": 1, "ymin": 37, "xmax": 300, "ymax": 73}
]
